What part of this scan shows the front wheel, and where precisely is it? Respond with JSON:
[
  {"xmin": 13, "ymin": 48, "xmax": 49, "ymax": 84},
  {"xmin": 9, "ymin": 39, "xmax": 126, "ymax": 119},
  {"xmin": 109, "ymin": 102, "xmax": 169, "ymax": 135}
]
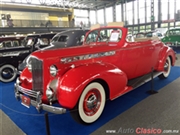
[
  {"xmin": 158, "ymin": 57, "xmax": 171, "ymax": 79},
  {"xmin": 0, "ymin": 64, "xmax": 17, "ymax": 82},
  {"xmin": 70, "ymin": 82, "xmax": 106, "ymax": 125}
]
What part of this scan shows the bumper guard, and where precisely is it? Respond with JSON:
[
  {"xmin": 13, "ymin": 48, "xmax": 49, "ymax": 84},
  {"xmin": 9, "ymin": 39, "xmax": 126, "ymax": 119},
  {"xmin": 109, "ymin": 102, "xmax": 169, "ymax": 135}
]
[{"xmin": 14, "ymin": 78, "xmax": 66, "ymax": 114}]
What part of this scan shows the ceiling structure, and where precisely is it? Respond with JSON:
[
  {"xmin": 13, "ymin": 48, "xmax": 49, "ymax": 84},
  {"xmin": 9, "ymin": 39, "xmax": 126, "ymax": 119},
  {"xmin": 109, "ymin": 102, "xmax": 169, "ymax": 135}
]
[
  {"xmin": 69, "ymin": 0, "xmax": 135, "ymax": 9},
  {"xmin": 69, "ymin": 0, "xmax": 118, "ymax": 9},
  {"xmin": 1, "ymin": 0, "xmax": 134, "ymax": 10}
]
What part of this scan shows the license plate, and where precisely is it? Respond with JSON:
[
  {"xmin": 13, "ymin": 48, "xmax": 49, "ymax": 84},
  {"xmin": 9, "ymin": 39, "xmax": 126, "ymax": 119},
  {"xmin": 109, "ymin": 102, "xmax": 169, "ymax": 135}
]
[{"xmin": 21, "ymin": 95, "xmax": 31, "ymax": 108}]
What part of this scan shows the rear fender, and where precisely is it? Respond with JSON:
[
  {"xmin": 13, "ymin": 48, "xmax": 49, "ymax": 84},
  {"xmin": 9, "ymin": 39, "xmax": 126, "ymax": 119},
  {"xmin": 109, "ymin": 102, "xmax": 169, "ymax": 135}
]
[
  {"xmin": 157, "ymin": 47, "xmax": 176, "ymax": 71},
  {"xmin": 56, "ymin": 62, "xmax": 127, "ymax": 109}
]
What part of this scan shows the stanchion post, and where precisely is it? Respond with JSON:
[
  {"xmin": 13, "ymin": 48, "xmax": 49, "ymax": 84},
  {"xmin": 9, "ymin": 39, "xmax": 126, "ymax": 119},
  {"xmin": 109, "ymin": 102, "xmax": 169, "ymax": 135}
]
[
  {"xmin": 45, "ymin": 112, "xmax": 51, "ymax": 135},
  {"xmin": 147, "ymin": 67, "xmax": 158, "ymax": 94}
]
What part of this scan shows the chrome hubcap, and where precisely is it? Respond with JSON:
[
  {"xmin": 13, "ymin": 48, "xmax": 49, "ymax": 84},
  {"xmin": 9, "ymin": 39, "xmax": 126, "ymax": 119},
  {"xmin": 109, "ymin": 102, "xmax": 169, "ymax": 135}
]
[
  {"xmin": 1, "ymin": 68, "xmax": 14, "ymax": 79},
  {"xmin": 83, "ymin": 89, "xmax": 101, "ymax": 116}
]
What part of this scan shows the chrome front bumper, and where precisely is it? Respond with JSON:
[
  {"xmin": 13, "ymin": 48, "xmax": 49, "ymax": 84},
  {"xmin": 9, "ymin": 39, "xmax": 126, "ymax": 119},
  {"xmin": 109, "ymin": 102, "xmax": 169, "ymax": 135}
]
[{"xmin": 14, "ymin": 78, "xmax": 66, "ymax": 114}]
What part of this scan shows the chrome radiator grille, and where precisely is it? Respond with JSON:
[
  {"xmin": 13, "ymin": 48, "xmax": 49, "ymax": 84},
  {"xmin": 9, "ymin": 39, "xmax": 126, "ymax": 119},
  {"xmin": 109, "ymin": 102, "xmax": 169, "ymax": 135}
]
[{"xmin": 31, "ymin": 57, "xmax": 43, "ymax": 93}]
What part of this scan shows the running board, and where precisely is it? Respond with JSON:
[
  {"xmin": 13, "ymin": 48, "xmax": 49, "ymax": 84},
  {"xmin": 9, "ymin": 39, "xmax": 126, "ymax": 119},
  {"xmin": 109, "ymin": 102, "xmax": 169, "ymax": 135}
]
[{"xmin": 127, "ymin": 72, "xmax": 163, "ymax": 89}]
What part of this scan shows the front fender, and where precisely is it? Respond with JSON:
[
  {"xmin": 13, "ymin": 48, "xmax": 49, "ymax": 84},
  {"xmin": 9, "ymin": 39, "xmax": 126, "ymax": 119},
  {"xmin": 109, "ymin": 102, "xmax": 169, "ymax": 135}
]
[
  {"xmin": 56, "ymin": 62, "xmax": 127, "ymax": 109},
  {"xmin": 157, "ymin": 46, "xmax": 176, "ymax": 71}
]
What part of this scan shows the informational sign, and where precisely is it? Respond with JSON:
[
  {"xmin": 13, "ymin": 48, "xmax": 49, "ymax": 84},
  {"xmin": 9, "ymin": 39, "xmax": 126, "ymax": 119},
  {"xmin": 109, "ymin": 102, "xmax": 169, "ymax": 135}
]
[{"xmin": 109, "ymin": 32, "xmax": 119, "ymax": 42}]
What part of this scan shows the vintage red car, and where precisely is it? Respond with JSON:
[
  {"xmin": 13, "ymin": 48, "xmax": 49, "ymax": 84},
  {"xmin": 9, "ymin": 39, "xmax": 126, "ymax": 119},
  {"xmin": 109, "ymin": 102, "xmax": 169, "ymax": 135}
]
[{"xmin": 15, "ymin": 22, "xmax": 176, "ymax": 125}]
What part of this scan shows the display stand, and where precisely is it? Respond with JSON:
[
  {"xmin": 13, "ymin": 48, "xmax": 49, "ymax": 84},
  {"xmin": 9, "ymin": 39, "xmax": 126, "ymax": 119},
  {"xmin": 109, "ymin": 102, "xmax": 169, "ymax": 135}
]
[
  {"xmin": 147, "ymin": 67, "xmax": 158, "ymax": 94},
  {"xmin": 45, "ymin": 112, "xmax": 51, "ymax": 135}
]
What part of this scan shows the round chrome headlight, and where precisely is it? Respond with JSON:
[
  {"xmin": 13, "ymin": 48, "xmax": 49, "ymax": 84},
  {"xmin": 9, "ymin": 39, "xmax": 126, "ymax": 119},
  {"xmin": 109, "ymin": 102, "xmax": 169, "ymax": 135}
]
[
  {"xmin": 50, "ymin": 65, "xmax": 58, "ymax": 76},
  {"xmin": 46, "ymin": 88, "xmax": 54, "ymax": 100}
]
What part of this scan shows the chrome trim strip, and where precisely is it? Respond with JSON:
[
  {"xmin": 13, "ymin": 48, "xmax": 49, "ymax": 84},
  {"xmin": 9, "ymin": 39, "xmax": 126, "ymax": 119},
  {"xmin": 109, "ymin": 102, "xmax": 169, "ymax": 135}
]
[{"xmin": 61, "ymin": 50, "xmax": 116, "ymax": 63}]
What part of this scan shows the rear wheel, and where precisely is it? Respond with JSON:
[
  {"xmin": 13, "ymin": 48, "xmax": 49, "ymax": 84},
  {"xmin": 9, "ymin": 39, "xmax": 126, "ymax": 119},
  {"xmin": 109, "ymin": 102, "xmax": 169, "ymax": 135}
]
[
  {"xmin": 70, "ymin": 82, "xmax": 106, "ymax": 125},
  {"xmin": 0, "ymin": 64, "xmax": 17, "ymax": 82},
  {"xmin": 158, "ymin": 57, "xmax": 171, "ymax": 79}
]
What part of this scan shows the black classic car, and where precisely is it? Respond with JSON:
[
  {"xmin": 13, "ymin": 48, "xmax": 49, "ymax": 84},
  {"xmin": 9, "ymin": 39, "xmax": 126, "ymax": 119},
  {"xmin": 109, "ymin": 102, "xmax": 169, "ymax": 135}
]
[
  {"xmin": 18, "ymin": 29, "xmax": 89, "ymax": 71},
  {"xmin": 0, "ymin": 33, "xmax": 56, "ymax": 82}
]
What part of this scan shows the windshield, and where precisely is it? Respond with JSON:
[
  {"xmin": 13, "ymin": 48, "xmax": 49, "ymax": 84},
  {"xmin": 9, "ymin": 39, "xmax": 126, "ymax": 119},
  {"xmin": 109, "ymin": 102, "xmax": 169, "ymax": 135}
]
[{"xmin": 85, "ymin": 28, "xmax": 122, "ymax": 44}]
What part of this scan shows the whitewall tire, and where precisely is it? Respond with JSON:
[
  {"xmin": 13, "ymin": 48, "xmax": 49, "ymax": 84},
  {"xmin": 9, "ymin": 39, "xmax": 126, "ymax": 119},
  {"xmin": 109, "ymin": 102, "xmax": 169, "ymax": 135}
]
[
  {"xmin": 70, "ymin": 82, "xmax": 106, "ymax": 124},
  {"xmin": 158, "ymin": 57, "xmax": 171, "ymax": 79},
  {"xmin": 0, "ymin": 64, "xmax": 17, "ymax": 83}
]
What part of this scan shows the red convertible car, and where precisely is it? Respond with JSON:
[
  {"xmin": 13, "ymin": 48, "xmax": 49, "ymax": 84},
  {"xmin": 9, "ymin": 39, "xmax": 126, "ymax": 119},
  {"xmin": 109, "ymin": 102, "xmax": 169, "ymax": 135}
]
[{"xmin": 15, "ymin": 22, "xmax": 176, "ymax": 125}]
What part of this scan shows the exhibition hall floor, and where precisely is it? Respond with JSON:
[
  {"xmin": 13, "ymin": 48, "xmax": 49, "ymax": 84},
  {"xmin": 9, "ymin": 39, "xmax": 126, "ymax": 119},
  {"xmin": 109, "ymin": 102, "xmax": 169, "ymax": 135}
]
[{"xmin": 0, "ymin": 54, "xmax": 180, "ymax": 135}]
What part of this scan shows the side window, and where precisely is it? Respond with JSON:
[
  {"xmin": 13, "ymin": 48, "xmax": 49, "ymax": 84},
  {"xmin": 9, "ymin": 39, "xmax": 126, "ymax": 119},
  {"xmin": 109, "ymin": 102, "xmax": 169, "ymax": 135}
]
[
  {"xmin": 4, "ymin": 41, "xmax": 12, "ymax": 47},
  {"xmin": 98, "ymin": 29, "xmax": 110, "ymax": 42},
  {"xmin": 76, "ymin": 35, "xmax": 85, "ymax": 45},
  {"xmin": 80, "ymin": 35, "xmax": 85, "ymax": 43},
  {"xmin": 0, "ymin": 42, "xmax": 4, "ymax": 48},
  {"xmin": 174, "ymin": 30, "xmax": 180, "ymax": 35},
  {"xmin": 158, "ymin": 33, "xmax": 162, "ymax": 37},
  {"xmin": 166, "ymin": 31, "xmax": 169, "ymax": 37},
  {"xmin": 85, "ymin": 30, "xmax": 98, "ymax": 43},
  {"xmin": 38, "ymin": 38, "xmax": 49, "ymax": 45},
  {"xmin": 13, "ymin": 40, "xmax": 20, "ymax": 47},
  {"xmin": 51, "ymin": 36, "xmax": 59, "ymax": 43},
  {"xmin": 169, "ymin": 31, "xmax": 173, "ymax": 36},
  {"xmin": 27, "ymin": 38, "xmax": 35, "ymax": 46},
  {"xmin": 58, "ymin": 35, "xmax": 68, "ymax": 42}
]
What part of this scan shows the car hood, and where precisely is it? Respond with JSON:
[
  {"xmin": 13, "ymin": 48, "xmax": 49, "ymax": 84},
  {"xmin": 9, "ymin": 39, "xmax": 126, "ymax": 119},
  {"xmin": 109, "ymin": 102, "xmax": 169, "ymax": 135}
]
[{"xmin": 18, "ymin": 43, "xmax": 79, "ymax": 71}]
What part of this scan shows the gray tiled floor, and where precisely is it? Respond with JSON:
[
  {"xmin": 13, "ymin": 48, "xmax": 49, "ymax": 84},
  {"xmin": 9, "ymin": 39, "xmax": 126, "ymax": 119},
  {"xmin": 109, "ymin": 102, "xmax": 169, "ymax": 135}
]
[{"xmin": 0, "ymin": 110, "xmax": 26, "ymax": 135}]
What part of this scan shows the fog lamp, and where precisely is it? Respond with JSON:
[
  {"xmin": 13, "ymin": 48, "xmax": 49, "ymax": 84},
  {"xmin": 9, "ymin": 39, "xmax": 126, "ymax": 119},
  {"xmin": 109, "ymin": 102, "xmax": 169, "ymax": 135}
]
[{"xmin": 46, "ymin": 88, "xmax": 54, "ymax": 100}]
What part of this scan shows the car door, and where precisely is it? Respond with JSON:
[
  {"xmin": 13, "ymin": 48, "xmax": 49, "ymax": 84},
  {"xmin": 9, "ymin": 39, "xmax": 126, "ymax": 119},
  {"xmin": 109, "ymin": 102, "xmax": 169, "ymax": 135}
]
[
  {"xmin": 144, "ymin": 39, "xmax": 162, "ymax": 69},
  {"xmin": 120, "ymin": 42, "xmax": 144, "ymax": 79},
  {"xmin": 141, "ymin": 40, "xmax": 155, "ymax": 73},
  {"xmin": 136, "ymin": 38, "xmax": 162, "ymax": 75}
]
